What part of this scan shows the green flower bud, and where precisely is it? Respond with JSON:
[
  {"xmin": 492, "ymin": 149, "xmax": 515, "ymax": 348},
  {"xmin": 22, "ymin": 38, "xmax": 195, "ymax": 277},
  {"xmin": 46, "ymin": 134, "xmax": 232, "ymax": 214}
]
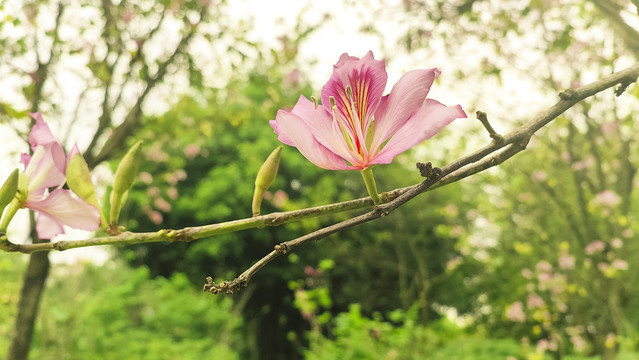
[
  {"xmin": 0, "ymin": 169, "xmax": 19, "ymax": 217},
  {"xmin": 110, "ymin": 140, "xmax": 143, "ymax": 226},
  {"xmin": 67, "ymin": 153, "xmax": 107, "ymax": 228},
  {"xmin": 252, "ymin": 146, "xmax": 283, "ymax": 216}
]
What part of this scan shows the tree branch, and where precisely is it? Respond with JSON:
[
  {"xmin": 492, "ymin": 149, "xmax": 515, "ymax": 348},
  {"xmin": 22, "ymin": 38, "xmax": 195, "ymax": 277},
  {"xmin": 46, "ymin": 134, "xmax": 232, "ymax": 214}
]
[
  {"xmin": 204, "ymin": 61, "xmax": 639, "ymax": 294},
  {"xmin": 2, "ymin": 62, "xmax": 638, "ymax": 275}
]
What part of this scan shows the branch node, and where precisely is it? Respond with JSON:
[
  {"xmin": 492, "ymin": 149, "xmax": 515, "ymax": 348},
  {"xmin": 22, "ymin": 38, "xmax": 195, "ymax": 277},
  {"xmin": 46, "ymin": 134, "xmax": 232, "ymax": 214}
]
[
  {"xmin": 203, "ymin": 276, "xmax": 247, "ymax": 295},
  {"xmin": 265, "ymin": 213, "xmax": 290, "ymax": 226},
  {"xmin": 274, "ymin": 243, "xmax": 288, "ymax": 254},
  {"xmin": 475, "ymin": 111, "xmax": 503, "ymax": 143},
  {"xmin": 558, "ymin": 88, "xmax": 578, "ymax": 100},
  {"xmin": 614, "ymin": 78, "xmax": 634, "ymax": 97},
  {"xmin": 416, "ymin": 162, "xmax": 434, "ymax": 178}
]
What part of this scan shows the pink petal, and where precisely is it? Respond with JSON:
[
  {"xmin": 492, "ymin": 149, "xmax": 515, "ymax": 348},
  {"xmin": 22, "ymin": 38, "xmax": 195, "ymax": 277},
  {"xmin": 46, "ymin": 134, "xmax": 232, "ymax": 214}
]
[
  {"xmin": 273, "ymin": 110, "xmax": 351, "ymax": 170},
  {"xmin": 370, "ymin": 68, "xmax": 440, "ymax": 154},
  {"xmin": 269, "ymin": 120, "xmax": 295, "ymax": 146},
  {"xmin": 28, "ymin": 112, "xmax": 57, "ymax": 149},
  {"xmin": 289, "ymin": 96, "xmax": 362, "ymax": 165},
  {"xmin": 26, "ymin": 188, "xmax": 100, "ymax": 238},
  {"xmin": 24, "ymin": 143, "xmax": 67, "ymax": 195},
  {"xmin": 35, "ymin": 213, "xmax": 65, "ymax": 239},
  {"xmin": 21, "ymin": 153, "xmax": 31, "ymax": 169},
  {"xmin": 371, "ymin": 99, "xmax": 466, "ymax": 165},
  {"xmin": 67, "ymin": 143, "xmax": 81, "ymax": 163},
  {"xmin": 320, "ymin": 51, "xmax": 387, "ymax": 133}
]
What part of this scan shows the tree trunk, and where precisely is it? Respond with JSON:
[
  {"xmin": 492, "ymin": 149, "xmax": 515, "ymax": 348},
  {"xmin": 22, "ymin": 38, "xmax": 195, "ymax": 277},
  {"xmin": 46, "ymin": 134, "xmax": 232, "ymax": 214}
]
[{"xmin": 6, "ymin": 251, "xmax": 50, "ymax": 360}]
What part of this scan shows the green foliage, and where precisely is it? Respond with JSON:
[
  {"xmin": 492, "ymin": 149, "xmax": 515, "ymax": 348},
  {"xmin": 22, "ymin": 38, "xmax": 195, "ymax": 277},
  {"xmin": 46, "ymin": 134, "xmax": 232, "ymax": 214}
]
[
  {"xmin": 28, "ymin": 259, "xmax": 242, "ymax": 360},
  {"xmin": 304, "ymin": 304, "xmax": 524, "ymax": 360}
]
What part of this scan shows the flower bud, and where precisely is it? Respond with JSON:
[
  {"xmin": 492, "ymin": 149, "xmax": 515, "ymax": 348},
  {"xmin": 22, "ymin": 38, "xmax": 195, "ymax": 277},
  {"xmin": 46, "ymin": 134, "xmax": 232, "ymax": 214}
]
[
  {"xmin": 67, "ymin": 153, "xmax": 106, "ymax": 228},
  {"xmin": 110, "ymin": 140, "xmax": 143, "ymax": 226},
  {"xmin": 0, "ymin": 169, "xmax": 19, "ymax": 216},
  {"xmin": 252, "ymin": 146, "xmax": 283, "ymax": 216}
]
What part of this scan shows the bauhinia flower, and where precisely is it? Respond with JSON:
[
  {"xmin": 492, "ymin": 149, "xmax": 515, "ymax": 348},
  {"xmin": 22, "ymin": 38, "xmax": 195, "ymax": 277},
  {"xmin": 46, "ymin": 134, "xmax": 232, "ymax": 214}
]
[
  {"xmin": 270, "ymin": 51, "xmax": 466, "ymax": 203},
  {"xmin": 17, "ymin": 113, "xmax": 100, "ymax": 239}
]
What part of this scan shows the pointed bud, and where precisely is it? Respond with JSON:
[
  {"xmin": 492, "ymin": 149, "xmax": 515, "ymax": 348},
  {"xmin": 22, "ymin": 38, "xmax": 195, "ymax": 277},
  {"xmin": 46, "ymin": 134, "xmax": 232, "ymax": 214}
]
[
  {"xmin": 67, "ymin": 153, "xmax": 106, "ymax": 228},
  {"xmin": 252, "ymin": 146, "xmax": 283, "ymax": 216},
  {"xmin": 0, "ymin": 169, "xmax": 19, "ymax": 216},
  {"xmin": 110, "ymin": 140, "xmax": 143, "ymax": 226}
]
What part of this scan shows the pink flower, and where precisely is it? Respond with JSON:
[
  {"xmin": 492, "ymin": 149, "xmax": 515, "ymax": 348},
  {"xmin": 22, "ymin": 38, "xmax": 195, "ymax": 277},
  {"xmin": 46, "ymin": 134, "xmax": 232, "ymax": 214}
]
[
  {"xmin": 506, "ymin": 301, "xmax": 526, "ymax": 322},
  {"xmin": 559, "ymin": 254, "xmax": 575, "ymax": 270},
  {"xmin": 571, "ymin": 335, "xmax": 586, "ymax": 352},
  {"xmin": 612, "ymin": 259, "xmax": 629, "ymax": 271},
  {"xmin": 536, "ymin": 260, "xmax": 552, "ymax": 272},
  {"xmin": 610, "ymin": 238, "xmax": 623, "ymax": 248},
  {"xmin": 527, "ymin": 293, "xmax": 545, "ymax": 309},
  {"xmin": 592, "ymin": 190, "xmax": 621, "ymax": 208},
  {"xmin": 531, "ymin": 170, "xmax": 547, "ymax": 182},
  {"xmin": 270, "ymin": 51, "xmax": 466, "ymax": 170},
  {"xmin": 585, "ymin": 240, "xmax": 605, "ymax": 255},
  {"xmin": 21, "ymin": 113, "xmax": 100, "ymax": 239}
]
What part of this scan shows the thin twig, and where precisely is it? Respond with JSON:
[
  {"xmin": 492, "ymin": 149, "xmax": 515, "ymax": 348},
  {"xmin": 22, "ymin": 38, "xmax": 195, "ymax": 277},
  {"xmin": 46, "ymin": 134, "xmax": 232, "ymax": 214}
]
[{"xmin": 475, "ymin": 111, "xmax": 503, "ymax": 143}]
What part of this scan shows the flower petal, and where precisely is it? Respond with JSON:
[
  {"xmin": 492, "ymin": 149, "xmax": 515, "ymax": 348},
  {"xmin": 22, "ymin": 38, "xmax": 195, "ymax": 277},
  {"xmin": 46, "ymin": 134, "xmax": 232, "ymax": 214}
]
[
  {"xmin": 35, "ymin": 213, "xmax": 65, "ymax": 239},
  {"xmin": 370, "ymin": 68, "xmax": 440, "ymax": 154},
  {"xmin": 371, "ymin": 99, "xmax": 466, "ymax": 165},
  {"xmin": 26, "ymin": 188, "xmax": 100, "ymax": 238},
  {"xmin": 321, "ymin": 51, "xmax": 387, "ymax": 134},
  {"xmin": 272, "ymin": 110, "xmax": 351, "ymax": 170},
  {"xmin": 28, "ymin": 112, "xmax": 57, "ymax": 149},
  {"xmin": 24, "ymin": 143, "xmax": 67, "ymax": 195},
  {"xmin": 287, "ymin": 96, "xmax": 364, "ymax": 165}
]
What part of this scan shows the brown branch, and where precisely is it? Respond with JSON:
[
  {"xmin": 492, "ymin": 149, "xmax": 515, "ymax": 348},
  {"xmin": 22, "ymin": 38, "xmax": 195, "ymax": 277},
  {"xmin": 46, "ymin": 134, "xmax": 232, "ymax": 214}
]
[
  {"xmin": 204, "ymin": 61, "xmax": 639, "ymax": 294},
  {"xmin": 87, "ymin": 8, "xmax": 206, "ymax": 167}
]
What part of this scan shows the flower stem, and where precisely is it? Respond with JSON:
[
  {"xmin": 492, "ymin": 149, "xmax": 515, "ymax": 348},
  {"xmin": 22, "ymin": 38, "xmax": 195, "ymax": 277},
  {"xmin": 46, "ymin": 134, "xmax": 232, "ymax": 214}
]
[{"xmin": 360, "ymin": 167, "xmax": 382, "ymax": 205}]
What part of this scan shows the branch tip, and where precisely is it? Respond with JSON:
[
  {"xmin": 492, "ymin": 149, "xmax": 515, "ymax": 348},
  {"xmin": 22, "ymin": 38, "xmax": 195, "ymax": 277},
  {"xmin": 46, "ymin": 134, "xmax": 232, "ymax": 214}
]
[{"xmin": 475, "ymin": 111, "xmax": 503, "ymax": 143}]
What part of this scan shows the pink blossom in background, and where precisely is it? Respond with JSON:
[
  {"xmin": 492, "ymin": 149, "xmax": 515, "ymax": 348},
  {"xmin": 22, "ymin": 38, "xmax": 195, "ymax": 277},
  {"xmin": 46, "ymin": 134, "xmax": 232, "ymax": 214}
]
[
  {"xmin": 585, "ymin": 240, "xmax": 605, "ymax": 255},
  {"xmin": 531, "ymin": 170, "xmax": 547, "ymax": 182},
  {"xmin": 536, "ymin": 260, "xmax": 552, "ymax": 272},
  {"xmin": 272, "ymin": 190, "xmax": 289, "ymax": 208},
  {"xmin": 139, "ymin": 172, "xmax": 153, "ymax": 184},
  {"xmin": 506, "ymin": 301, "xmax": 526, "ymax": 322},
  {"xmin": 20, "ymin": 113, "xmax": 100, "ymax": 238},
  {"xmin": 622, "ymin": 229, "xmax": 633, "ymax": 238},
  {"xmin": 270, "ymin": 51, "xmax": 466, "ymax": 170},
  {"xmin": 537, "ymin": 339, "xmax": 549, "ymax": 352},
  {"xmin": 597, "ymin": 262, "xmax": 609, "ymax": 273},
  {"xmin": 154, "ymin": 197, "xmax": 172, "ymax": 212},
  {"xmin": 167, "ymin": 187, "xmax": 179, "ymax": 200},
  {"xmin": 600, "ymin": 121, "xmax": 619, "ymax": 136},
  {"xmin": 521, "ymin": 268, "xmax": 533, "ymax": 279},
  {"xmin": 592, "ymin": 190, "xmax": 621, "ymax": 208},
  {"xmin": 572, "ymin": 156, "xmax": 594, "ymax": 171},
  {"xmin": 571, "ymin": 335, "xmax": 586, "ymax": 352},
  {"xmin": 538, "ymin": 272, "xmax": 551, "ymax": 284},
  {"xmin": 612, "ymin": 259, "xmax": 629, "ymax": 271},
  {"xmin": 147, "ymin": 186, "xmax": 161, "ymax": 197},
  {"xmin": 558, "ymin": 253, "xmax": 575, "ymax": 269},
  {"xmin": 184, "ymin": 144, "xmax": 200, "ymax": 158},
  {"xmin": 610, "ymin": 238, "xmax": 623, "ymax": 248},
  {"xmin": 527, "ymin": 293, "xmax": 545, "ymax": 309}
]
